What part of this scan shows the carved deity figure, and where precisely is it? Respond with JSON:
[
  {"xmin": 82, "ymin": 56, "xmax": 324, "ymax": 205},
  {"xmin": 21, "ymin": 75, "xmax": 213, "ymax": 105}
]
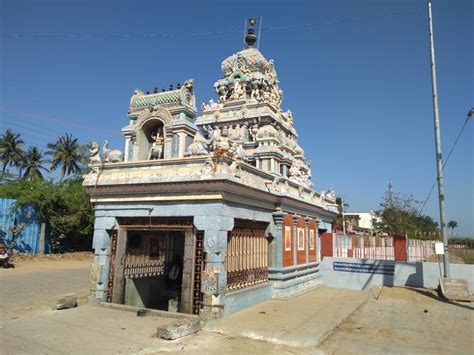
[
  {"xmin": 209, "ymin": 126, "xmax": 230, "ymax": 156},
  {"xmin": 286, "ymin": 110, "xmax": 293, "ymax": 125},
  {"xmin": 276, "ymin": 126, "xmax": 287, "ymax": 147},
  {"xmin": 270, "ymin": 85, "xmax": 281, "ymax": 105},
  {"xmin": 230, "ymin": 160, "xmax": 241, "ymax": 178},
  {"xmin": 230, "ymin": 141, "xmax": 245, "ymax": 160},
  {"xmin": 231, "ymin": 80, "xmax": 245, "ymax": 100},
  {"xmin": 266, "ymin": 59, "xmax": 276, "ymax": 81},
  {"xmin": 216, "ymin": 85, "xmax": 228, "ymax": 103},
  {"xmin": 148, "ymin": 128, "xmax": 164, "ymax": 160},
  {"xmin": 250, "ymin": 80, "xmax": 260, "ymax": 101},
  {"xmin": 326, "ymin": 188, "xmax": 336, "ymax": 201},
  {"xmin": 202, "ymin": 99, "xmax": 219, "ymax": 111},
  {"xmin": 289, "ymin": 158, "xmax": 309, "ymax": 186},
  {"xmin": 260, "ymin": 80, "xmax": 271, "ymax": 102},
  {"xmin": 251, "ymin": 122, "xmax": 259, "ymax": 141}
]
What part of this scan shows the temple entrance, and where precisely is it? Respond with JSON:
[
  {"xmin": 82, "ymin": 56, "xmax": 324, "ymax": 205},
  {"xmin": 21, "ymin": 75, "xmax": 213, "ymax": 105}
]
[
  {"xmin": 123, "ymin": 230, "xmax": 185, "ymax": 311},
  {"xmin": 105, "ymin": 217, "xmax": 200, "ymax": 314}
]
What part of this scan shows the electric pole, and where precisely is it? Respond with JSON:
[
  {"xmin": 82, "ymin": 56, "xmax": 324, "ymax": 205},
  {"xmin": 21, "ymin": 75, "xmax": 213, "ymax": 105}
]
[
  {"xmin": 341, "ymin": 197, "xmax": 346, "ymax": 236},
  {"xmin": 427, "ymin": 0, "xmax": 450, "ymax": 277}
]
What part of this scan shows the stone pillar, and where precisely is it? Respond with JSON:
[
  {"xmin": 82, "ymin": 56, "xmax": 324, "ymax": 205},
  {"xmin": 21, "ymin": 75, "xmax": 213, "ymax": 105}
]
[
  {"xmin": 293, "ymin": 214, "xmax": 299, "ymax": 267},
  {"xmin": 124, "ymin": 138, "xmax": 130, "ymax": 162},
  {"xmin": 164, "ymin": 132, "xmax": 173, "ymax": 159},
  {"xmin": 316, "ymin": 219, "xmax": 320, "ymax": 262},
  {"xmin": 305, "ymin": 216, "xmax": 311, "ymax": 264},
  {"xmin": 88, "ymin": 216, "xmax": 116, "ymax": 304},
  {"xmin": 271, "ymin": 209, "xmax": 285, "ymax": 269},
  {"xmin": 177, "ymin": 132, "xmax": 187, "ymax": 158},
  {"xmin": 112, "ymin": 228, "xmax": 127, "ymax": 304},
  {"xmin": 194, "ymin": 215, "xmax": 234, "ymax": 320}
]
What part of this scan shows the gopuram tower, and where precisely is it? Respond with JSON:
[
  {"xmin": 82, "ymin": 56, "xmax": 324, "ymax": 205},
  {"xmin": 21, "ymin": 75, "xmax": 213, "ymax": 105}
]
[{"xmin": 84, "ymin": 18, "xmax": 338, "ymax": 319}]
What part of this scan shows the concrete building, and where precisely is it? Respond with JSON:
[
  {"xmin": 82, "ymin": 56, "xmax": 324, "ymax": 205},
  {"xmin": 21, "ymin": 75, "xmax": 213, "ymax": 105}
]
[
  {"xmin": 344, "ymin": 212, "xmax": 379, "ymax": 234},
  {"xmin": 83, "ymin": 19, "xmax": 338, "ymax": 319}
]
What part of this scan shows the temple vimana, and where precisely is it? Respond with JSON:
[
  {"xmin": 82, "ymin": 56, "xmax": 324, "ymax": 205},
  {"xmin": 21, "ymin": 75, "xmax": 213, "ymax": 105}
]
[{"xmin": 83, "ymin": 18, "xmax": 338, "ymax": 319}]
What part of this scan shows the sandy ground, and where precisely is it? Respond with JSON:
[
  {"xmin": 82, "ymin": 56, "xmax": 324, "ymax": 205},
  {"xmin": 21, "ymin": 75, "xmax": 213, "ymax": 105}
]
[
  {"xmin": 1, "ymin": 259, "xmax": 472, "ymax": 354},
  {"xmin": 0, "ymin": 259, "xmax": 90, "ymax": 320},
  {"xmin": 318, "ymin": 286, "xmax": 474, "ymax": 355}
]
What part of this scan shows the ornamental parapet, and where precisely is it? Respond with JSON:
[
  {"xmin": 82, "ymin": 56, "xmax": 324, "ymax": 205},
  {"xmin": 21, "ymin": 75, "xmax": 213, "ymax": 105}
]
[{"xmin": 83, "ymin": 156, "xmax": 337, "ymax": 214}]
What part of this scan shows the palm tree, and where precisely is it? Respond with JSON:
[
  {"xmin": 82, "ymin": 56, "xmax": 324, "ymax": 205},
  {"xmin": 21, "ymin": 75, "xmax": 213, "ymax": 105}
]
[
  {"xmin": 0, "ymin": 129, "xmax": 25, "ymax": 180},
  {"xmin": 21, "ymin": 146, "xmax": 48, "ymax": 180},
  {"xmin": 46, "ymin": 133, "xmax": 82, "ymax": 182},
  {"xmin": 447, "ymin": 220, "xmax": 458, "ymax": 236}
]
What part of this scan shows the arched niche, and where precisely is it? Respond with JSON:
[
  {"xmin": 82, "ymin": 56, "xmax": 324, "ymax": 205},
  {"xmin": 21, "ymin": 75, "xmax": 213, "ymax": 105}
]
[{"xmin": 135, "ymin": 117, "xmax": 166, "ymax": 161}]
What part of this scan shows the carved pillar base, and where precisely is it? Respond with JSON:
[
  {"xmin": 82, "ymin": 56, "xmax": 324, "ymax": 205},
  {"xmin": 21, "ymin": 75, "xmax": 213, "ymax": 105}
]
[
  {"xmin": 272, "ymin": 209, "xmax": 285, "ymax": 269},
  {"xmin": 194, "ymin": 215, "xmax": 234, "ymax": 320},
  {"xmin": 88, "ymin": 216, "xmax": 116, "ymax": 304}
]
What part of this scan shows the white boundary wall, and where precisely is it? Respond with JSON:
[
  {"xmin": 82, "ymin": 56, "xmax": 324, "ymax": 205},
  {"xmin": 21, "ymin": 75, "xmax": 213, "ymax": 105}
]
[{"xmin": 320, "ymin": 257, "xmax": 474, "ymax": 291}]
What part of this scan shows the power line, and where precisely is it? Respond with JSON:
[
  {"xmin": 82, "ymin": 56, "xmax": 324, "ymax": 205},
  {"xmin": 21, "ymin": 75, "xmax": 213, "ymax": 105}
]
[
  {"xmin": 2, "ymin": 114, "xmax": 74, "ymax": 137},
  {"xmin": 419, "ymin": 108, "xmax": 473, "ymax": 215},
  {"xmin": 3, "ymin": 119, "xmax": 66, "ymax": 141},
  {"xmin": 1, "ymin": 8, "xmax": 424, "ymax": 39},
  {"xmin": 1, "ymin": 106, "xmax": 122, "ymax": 137}
]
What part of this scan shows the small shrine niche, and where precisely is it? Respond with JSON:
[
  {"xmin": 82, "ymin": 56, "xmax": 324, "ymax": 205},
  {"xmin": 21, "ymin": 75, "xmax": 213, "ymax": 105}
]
[{"xmin": 135, "ymin": 118, "xmax": 165, "ymax": 161}]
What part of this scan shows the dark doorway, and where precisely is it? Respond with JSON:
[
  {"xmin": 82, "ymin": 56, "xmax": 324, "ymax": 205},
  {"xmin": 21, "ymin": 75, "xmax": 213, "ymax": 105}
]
[{"xmin": 123, "ymin": 230, "xmax": 185, "ymax": 312}]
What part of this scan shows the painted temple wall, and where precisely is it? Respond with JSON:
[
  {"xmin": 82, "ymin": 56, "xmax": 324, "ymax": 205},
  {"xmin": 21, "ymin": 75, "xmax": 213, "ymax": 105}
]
[{"xmin": 89, "ymin": 199, "xmax": 330, "ymax": 317}]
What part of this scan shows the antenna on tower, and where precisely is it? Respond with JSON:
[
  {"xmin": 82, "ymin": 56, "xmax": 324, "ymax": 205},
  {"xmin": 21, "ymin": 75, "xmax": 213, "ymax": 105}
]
[
  {"xmin": 387, "ymin": 179, "xmax": 394, "ymax": 207},
  {"xmin": 242, "ymin": 19, "xmax": 247, "ymax": 49},
  {"xmin": 257, "ymin": 16, "xmax": 263, "ymax": 49}
]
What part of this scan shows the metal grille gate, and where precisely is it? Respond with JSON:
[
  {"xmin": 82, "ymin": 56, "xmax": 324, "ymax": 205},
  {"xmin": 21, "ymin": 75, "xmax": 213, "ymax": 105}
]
[
  {"xmin": 192, "ymin": 231, "xmax": 204, "ymax": 315},
  {"xmin": 106, "ymin": 230, "xmax": 117, "ymax": 303},
  {"xmin": 225, "ymin": 220, "xmax": 268, "ymax": 291}
]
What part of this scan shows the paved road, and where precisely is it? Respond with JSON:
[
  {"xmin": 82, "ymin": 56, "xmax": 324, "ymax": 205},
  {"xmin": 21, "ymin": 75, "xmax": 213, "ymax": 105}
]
[{"xmin": 0, "ymin": 260, "xmax": 90, "ymax": 320}]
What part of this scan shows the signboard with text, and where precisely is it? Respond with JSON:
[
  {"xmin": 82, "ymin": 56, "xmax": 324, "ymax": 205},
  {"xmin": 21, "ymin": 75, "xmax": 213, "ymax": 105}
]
[
  {"xmin": 439, "ymin": 278, "xmax": 471, "ymax": 302},
  {"xmin": 333, "ymin": 261, "xmax": 395, "ymax": 276}
]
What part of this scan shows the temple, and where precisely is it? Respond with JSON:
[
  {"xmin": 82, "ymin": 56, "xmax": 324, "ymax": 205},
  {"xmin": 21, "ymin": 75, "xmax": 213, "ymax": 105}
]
[{"xmin": 83, "ymin": 18, "xmax": 338, "ymax": 319}]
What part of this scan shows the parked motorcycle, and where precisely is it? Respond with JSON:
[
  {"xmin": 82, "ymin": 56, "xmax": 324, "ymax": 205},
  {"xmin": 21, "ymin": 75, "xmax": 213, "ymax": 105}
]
[{"xmin": 0, "ymin": 238, "xmax": 14, "ymax": 268}]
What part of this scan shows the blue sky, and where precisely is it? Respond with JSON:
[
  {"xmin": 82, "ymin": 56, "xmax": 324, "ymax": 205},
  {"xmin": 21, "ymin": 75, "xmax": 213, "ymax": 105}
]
[{"xmin": 1, "ymin": 0, "xmax": 473, "ymax": 233}]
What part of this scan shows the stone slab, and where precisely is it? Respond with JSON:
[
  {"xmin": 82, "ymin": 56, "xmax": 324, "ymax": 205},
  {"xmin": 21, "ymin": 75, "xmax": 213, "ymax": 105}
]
[
  {"xmin": 56, "ymin": 293, "xmax": 78, "ymax": 310},
  {"xmin": 439, "ymin": 277, "xmax": 472, "ymax": 302},
  {"xmin": 156, "ymin": 318, "xmax": 202, "ymax": 340}
]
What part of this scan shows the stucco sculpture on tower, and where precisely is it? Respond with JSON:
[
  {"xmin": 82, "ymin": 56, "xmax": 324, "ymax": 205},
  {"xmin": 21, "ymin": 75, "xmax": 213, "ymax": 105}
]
[{"xmin": 84, "ymin": 17, "xmax": 338, "ymax": 320}]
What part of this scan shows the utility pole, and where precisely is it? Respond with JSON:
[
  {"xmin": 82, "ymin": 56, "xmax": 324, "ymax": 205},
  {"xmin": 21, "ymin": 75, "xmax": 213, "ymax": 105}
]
[
  {"xmin": 341, "ymin": 197, "xmax": 346, "ymax": 236},
  {"xmin": 427, "ymin": 0, "xmax": 449, "ymax": 277}
]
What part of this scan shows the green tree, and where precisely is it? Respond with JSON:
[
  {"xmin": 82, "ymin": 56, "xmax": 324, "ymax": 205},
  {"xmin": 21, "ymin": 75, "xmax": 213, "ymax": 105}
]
[
  {"xmin": 447, "ymin": 220, "xmax": 458, "ymax": 236},
  {"xmin": 46, "ymin": 133, "xmax": 82, "ymax": 181},
  {"xmin": 0, "ymin": 129, "xmax": 25, "ymax": 180},
  {"xmin": 20, "ymin": 146, "xmax": 49, "ymax": 180},
  {"xmin": 375, "ymin": 190, "xmax": 438, "ymax": 238},
  {"xmin": 0, "ymin": 179, "xmax": 94, "ymax": 251}
]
